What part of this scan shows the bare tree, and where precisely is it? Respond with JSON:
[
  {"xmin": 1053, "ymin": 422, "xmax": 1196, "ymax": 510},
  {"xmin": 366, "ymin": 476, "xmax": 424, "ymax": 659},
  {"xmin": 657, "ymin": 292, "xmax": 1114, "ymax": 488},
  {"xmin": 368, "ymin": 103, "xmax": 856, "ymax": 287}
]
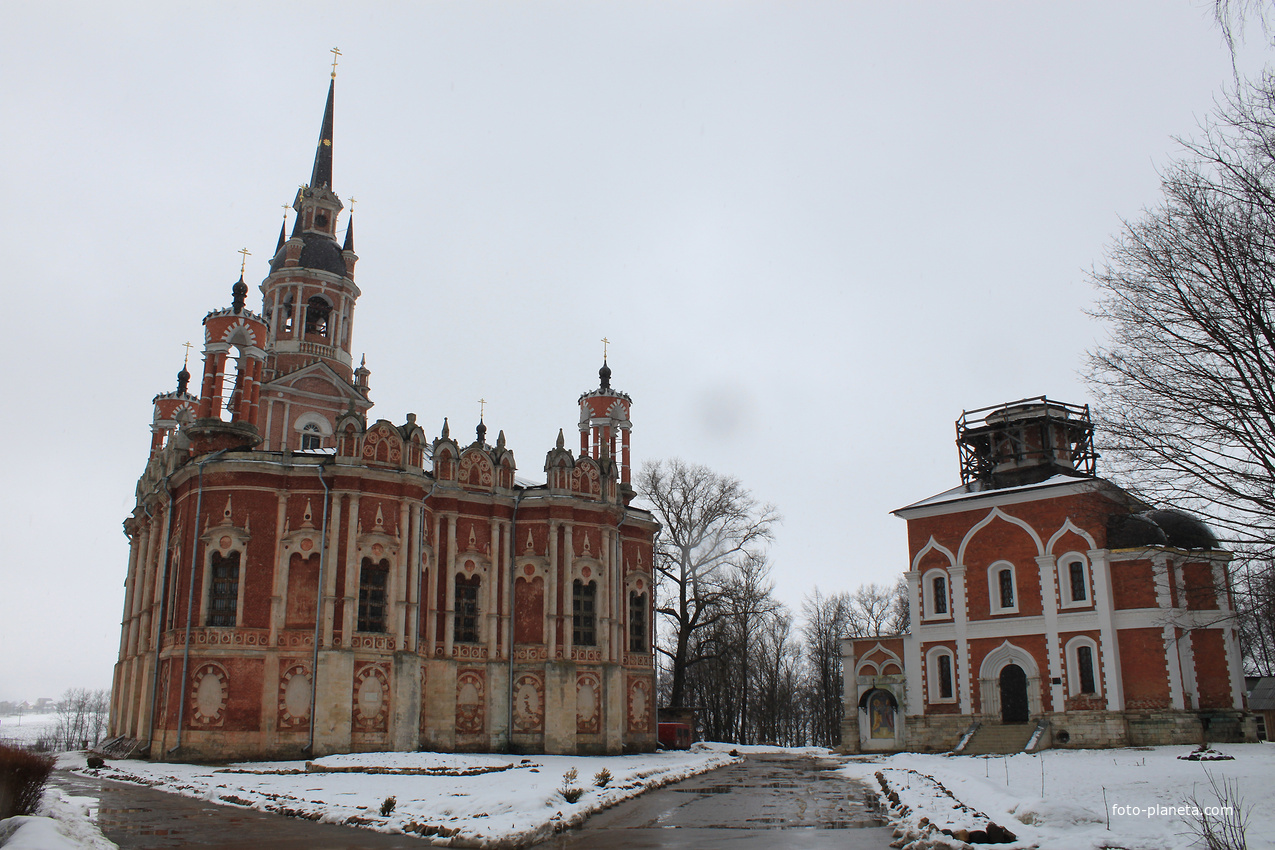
[
  {"xmin": 638, "ymin": 459, "xmax": 779, "ymax": 709},
  {"xmin": 802, "ymin": 589, "xmax": 851, "ymax": 747},
  {"xmin": 1086, "ymin": 76, "xmax": 1275, "ymax": 668},
  {"xmin": 54, "ymin": 688, "xmax": 109, "ymax": 751}
]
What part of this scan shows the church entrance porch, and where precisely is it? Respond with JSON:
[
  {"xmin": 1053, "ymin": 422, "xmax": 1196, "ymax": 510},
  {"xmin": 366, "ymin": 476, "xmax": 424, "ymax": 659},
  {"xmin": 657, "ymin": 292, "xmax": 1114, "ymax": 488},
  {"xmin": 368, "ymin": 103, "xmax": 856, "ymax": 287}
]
[{"xmin": 999, "ymin": 664, "xmax": 1029, "ymax": 723}]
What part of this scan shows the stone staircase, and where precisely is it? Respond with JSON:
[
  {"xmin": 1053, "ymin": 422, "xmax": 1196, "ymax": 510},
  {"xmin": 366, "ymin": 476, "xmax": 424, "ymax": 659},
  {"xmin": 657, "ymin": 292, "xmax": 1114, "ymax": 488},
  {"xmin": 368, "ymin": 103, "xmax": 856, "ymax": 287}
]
[{"xmin": 960, "ymin": 722, "xmax": 1035, "ymax": 755}]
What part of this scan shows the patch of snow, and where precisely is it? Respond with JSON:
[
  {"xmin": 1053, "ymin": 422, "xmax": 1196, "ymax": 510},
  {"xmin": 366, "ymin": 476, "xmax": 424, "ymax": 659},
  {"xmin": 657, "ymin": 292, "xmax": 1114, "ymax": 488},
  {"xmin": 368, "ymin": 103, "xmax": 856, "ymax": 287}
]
[
  {"xmin": 0, "ymin": 787, "xmax": 118, "ymax": 850},
  {"xmin": 840, "ymin": 743, "xmax": 1275, "ymax": 850},
  {"xmin": 77, "ymin": 748, "xmax": 740, "ymax": 846}
]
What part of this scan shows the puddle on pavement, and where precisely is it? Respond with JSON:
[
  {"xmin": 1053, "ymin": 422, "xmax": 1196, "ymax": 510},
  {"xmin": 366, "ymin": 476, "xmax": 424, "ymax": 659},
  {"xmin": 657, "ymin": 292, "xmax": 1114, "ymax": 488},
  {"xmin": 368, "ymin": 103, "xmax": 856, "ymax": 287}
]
[{"xmin": 674, "ymin": 785, "xmax": 735, "ymax": 794}]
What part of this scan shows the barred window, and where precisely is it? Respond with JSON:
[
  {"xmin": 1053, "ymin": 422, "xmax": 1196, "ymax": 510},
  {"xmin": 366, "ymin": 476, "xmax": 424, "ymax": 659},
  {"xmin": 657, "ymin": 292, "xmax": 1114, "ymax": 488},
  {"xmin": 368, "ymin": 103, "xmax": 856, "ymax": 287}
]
[
  {"xmin": 938, "ymin": 653, "xmax": 954, "ymax": 700},
  {"xmin": 1069, "ymin": 560, "xmax": 1087, "ymax": 602},
  {"xmin": 454, "ymin": 574, "xmax": 481, "ymax": 644},
  {"xmin": 357, "ymin": 559, "xmax": 389, "ymax": 633},
  {"xmin": 1077, "ymin": 644, "xmax": 1096, "ymax": 694},
  {"xmin": 628, "ymin": 591, "xmax": 647, "ymax": 654},
  {"xmin": 998, "ymin": 568, "xmax": 1015, "ymax": 609},
  {"xmin": 207, "ymin": 550, "xmax": 241, "ymax": 627},
  {"xmin": 573, "ymin": 580, "xmax": 596, "ymax": 647},
  {"xmin": 932, "ymin": 575, "xmax": 948, "ymax": 615}
]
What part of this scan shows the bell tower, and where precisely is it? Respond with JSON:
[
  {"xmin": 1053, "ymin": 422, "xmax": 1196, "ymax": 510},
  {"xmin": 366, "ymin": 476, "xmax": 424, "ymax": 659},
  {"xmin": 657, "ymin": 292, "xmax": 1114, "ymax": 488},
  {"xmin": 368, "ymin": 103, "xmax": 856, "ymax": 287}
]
[
  {"xmin": 955, "ymin": 397, "xmax": 1097, "ymax": 489},
  {"xmin": 578, "ymin": 352, "xmax": 634, "ymax": 497},
  {"xmin": 260, "ymin": 75, "xmax": 362, "ymax": 385}
]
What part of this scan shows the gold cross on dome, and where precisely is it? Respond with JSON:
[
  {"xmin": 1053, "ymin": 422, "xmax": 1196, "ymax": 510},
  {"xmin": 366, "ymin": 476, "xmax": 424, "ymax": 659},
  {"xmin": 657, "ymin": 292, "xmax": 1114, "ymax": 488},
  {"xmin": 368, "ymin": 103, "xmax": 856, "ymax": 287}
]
[
  {"xmin": 330, "ymin": 47, "xmax": 341, "ymax": 79},
  {"xmin": 601, "ymin": 337, "xmax": 610, "ymax": 359},
  {"xmin": 237, "ymin": 247, "xmax": 251, "ymax": 275},
  {"xmin": 182, "ymin": 341, "xmax": 194, "ymax": 367},
  {"xmin": 478, "ymin": 398, "xmax": 487, "ymax": 420}
]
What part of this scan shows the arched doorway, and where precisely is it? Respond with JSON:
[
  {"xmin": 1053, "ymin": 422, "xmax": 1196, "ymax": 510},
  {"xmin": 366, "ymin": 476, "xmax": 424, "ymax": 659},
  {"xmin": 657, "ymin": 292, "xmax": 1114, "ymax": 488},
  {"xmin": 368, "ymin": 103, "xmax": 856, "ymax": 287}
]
[{"xmin": 999, "ymin": 664, "xmax": 1029, "ymax": 723}]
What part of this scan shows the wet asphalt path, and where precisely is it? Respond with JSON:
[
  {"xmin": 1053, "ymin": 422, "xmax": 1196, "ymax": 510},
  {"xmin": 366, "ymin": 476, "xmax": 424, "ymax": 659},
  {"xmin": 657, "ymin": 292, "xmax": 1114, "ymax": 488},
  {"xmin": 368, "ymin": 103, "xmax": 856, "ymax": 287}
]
[
  {"xmin": 547, "ymin": 753, "xmax": 892, "ymax": 850},
  {"xmin": 49, "ymin": 753, "xmax": 890, "ymax": 849},
  {"xmin": 50, "ymin": 770, "xmax": 423, "ymax": 849}
]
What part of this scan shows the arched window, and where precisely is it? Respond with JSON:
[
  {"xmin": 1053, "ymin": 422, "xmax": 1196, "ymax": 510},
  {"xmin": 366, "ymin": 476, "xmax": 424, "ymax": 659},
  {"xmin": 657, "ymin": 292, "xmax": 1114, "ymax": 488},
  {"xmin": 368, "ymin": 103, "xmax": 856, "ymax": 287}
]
[
  {"xmin": 926, "ymin": 646, "xmax": 957, "ymax": 704},
  {"xmin": 281, "ymin": 293, "xmax": 294, "ymax": 333},
  {"xmin": 300, "ymin": 422, "xmax": 322, "ymax": 452},
  {"xmin": 1059, "ymin": 554, "xmax": 1090, "ymax": 609},
  {"xmin": 923, "ymin": 569, "xmax": 951, "ymax": 620},
  {"xmin": 573, "ymin": 580, "xmax": 597, "ymax": 646},
  {"xmin": 1065, "ymin": 636, "xmax": 1101, "ymax": 697},
  {"xmin": 304, "ymin": 295, "xmax": 331, "ymax": 338},
  {"xmin": 989, "ymin": 561, "xmax": 1019, "ymax": 615},
  {"xmin": 357, "ymin": 559, "xmax": 389, "ymax": 633},
  {"xmin": 628, "ymin": 591, "xmax": 647, "ymax": 653},
  {"xmin": 207, "ymin": 550, "xmax": 241, "ymax": 627},
  {"xmin": 454, "ymin": 574, "xmax": 481, "ymax": 643}
]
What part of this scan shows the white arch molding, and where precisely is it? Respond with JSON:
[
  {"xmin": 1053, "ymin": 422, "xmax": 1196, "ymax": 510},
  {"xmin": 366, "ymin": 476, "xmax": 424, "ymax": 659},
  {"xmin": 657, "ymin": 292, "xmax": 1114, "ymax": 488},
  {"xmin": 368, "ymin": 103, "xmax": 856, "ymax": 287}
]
[
  {"xmin": 977, "ymin": 640, "xmax": 1043, "ymax": 720},
  {"xmin": 957, "ymin": 507, "xmax": 1044, "ymax": 566}
]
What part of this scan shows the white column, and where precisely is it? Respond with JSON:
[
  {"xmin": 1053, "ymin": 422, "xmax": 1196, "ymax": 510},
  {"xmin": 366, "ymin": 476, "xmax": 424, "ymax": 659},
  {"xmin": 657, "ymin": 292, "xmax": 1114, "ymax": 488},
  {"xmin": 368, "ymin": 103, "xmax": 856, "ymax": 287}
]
[
  {"xmin": 1036, "ymin": 554, "xmax": 1063, "ymax": 711},
  {"xmin": 1089, "ymin": 549, "xmax": 1124, "ymax": 710},
  {"xmin": 950, "ymin": 565, "xmax": 972, "ymax": 714}
]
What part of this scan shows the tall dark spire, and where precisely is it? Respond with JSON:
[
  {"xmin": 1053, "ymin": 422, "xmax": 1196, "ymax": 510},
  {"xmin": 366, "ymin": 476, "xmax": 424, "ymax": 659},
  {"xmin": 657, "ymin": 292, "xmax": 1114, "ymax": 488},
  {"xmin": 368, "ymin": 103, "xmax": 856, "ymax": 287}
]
[
  {"xmin": 343, "ymin": 216, "xmax": 355, "ymax": 251},
  {"xmin": 310, "ymin": 78, "xmax": 335, "ymax": 190}
]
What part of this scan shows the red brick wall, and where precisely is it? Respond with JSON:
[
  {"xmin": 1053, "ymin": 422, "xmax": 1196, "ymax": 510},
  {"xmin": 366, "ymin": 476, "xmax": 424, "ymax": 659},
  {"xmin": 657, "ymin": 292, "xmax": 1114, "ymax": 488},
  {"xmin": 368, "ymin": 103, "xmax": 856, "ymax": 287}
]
[
  {"xmin": 1110, "ymin": 560, "xmax": 1157, "ymax": 609},
  {"xmin": 1119, "ymin": 627, "xmax": 1171, "ymax": 709},
  {"xmin": 1192, "ymin": 630, "xmax": 1234, "ymax": 709}
]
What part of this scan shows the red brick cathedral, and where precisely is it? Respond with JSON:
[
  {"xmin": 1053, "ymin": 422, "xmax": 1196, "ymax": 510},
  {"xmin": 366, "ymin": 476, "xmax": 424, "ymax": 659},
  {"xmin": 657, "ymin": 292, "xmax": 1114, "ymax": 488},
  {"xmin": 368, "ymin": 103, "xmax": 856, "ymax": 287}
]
[
  {"xmin": 843, "ymin": 398, "xmax": 1253, "ymax": 753},
  {"xmin": 109, "ymin": 78, "xmax": 659, "ymax": 761}
]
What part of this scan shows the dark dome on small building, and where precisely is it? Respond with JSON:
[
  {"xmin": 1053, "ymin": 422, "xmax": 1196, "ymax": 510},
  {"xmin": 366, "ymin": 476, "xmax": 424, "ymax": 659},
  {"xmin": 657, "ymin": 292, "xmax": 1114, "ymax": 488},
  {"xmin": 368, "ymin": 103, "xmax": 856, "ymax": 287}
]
[
  {"xmin": 1107, "ymin": 509, "xmax": 1219, "ymax": 550},
  {"xmin": 1145, "ymin": 509, "xmax": 1219, "ymax": 550},
  {"xmin": 271, "ymin": 232, "xmax": 347, "ymax": 276}
]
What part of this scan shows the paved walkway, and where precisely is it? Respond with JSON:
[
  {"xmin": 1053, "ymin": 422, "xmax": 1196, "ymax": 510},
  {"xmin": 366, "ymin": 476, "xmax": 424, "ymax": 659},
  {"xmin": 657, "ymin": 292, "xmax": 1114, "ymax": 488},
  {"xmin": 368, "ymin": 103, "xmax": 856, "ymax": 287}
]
[
  {"xmin": 547, "ymin": 753, "xmax": 892, "ymax": 850},
  {"xmin": 50, "ymin": 753, "xmax": 890, "ymax": 850},
  {"xmin": 49, "ymin": 771, "xmax": 423, "ymax": 849}
]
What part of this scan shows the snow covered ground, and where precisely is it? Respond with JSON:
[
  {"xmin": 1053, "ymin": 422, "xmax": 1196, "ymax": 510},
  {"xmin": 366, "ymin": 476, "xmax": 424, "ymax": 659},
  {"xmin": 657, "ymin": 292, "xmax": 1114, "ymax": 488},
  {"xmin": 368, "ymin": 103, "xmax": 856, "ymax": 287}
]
[
  {"xmin": 839, "ymin": 742, "xmax": 1275, "ymax": 850},
  {"xmin": 0, "ymin": 712, "xmax": 60, "ymax": 748},
  {"xmin": 71, "ymin": 745, "xmax": 740, "ymax": 847}
]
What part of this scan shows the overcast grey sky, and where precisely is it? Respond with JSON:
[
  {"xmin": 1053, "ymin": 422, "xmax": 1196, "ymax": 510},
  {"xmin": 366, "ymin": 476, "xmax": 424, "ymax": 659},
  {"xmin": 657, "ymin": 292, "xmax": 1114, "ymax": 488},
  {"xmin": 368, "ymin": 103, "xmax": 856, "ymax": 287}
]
[{"xmin": 1, "ymin": 2, "xmax": 1266, "ymax": 702}]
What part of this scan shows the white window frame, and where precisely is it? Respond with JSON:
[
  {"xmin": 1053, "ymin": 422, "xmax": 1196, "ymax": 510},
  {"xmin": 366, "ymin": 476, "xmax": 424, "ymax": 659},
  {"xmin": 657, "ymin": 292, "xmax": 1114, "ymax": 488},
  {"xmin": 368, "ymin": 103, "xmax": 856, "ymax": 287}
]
[
  {"xmin": 1065, "ymin": 635, "xmax": 1101, "ymax": 697},
  {"xmin": 925, "ymin": 645, "xmax": 958, "ymax": 704},
  {"xmin": 988, "ymin": 560, "xmax": 1019, "ymax": 615},
  {"xmin": 1058, "ymin": 552, "xmax": 1091, "ymax": 610},
  {"xmin": 922, "ymin": 568, "xmax": 952, "ymax": 621}
]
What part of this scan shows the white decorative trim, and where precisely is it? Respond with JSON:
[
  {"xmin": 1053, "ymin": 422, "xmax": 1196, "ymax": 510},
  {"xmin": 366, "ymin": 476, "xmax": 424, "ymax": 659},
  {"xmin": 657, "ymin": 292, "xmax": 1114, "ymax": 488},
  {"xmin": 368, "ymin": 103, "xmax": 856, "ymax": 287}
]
[
  {"xmin": 924, "ymin": 645, "xmax": 958, "ymax": 704},
  {"xmin": 1057, "ymin": 551, "xmax": 1092, "ymax": 609},
  {"xmin": 911, "ymin": 536, "xmax": 956, "ymax": 573},
  {"xmin": 1064, "ymin": 635, "xmax": 1101, "ymax": 698},
  {"xmin": 988, "ymin": 560, "xmax": 1020, "ymax": 615},
  {"xmin": 921, "ymin": 568, "xmax": 953, "ymax": 621},
  {"xmin": 1046, "ymin": 518, "xmax": 1097, "ymax": 555},
  {"xmin": 957, "ymin": 506, "xmax": 1044, "ymax": 565}
]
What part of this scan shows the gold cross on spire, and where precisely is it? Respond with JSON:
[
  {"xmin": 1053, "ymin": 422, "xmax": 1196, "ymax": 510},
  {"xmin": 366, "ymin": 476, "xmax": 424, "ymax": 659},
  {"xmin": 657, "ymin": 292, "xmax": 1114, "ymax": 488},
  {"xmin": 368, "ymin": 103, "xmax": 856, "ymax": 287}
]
[
  {"xmin": 478, "ymin": 398, "xmax": 487, "ymax": 420},
  {"xmin": 237, "ymin": 247, "xmax": 251, "ymax": 275},
  {"xmin": 281, "ymin": 203, "xmax": 290, "ymax": 221},
  {"xmin": 182, "ymin": 341, "xmax": 194, "ymax": 367},
  {"xmin": 330, "ymin": 46, "xmax": 341, "ymax": 79},
  {"xmin": 348, "ymin": 196, "xmax": 357, "ymax": 214},
  {"xmin": 601, "ymin": 336, "xmax": 610, "ymax": 360}
]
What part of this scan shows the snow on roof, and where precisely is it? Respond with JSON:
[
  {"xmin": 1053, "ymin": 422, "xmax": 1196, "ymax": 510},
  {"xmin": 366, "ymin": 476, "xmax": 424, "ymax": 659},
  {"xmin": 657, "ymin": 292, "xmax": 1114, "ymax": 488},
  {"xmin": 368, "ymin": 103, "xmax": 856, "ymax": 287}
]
[{"xmin": 894, "ymin": 473, "xmax": 1101, "ymax": 514}]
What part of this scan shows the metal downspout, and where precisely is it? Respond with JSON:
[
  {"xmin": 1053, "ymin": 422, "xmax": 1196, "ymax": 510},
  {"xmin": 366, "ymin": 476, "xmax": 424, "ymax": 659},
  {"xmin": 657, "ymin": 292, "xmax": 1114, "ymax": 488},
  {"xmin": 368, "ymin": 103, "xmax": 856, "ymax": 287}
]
[
  {"xmin": 306, "ymin": 460, "xmax": 332, "ymax": 754},
  {"xmin": 415, "ymin": 481, "xmax": 438, "ymax": 656},
  {"xmin": 169, "ymin": 448, "xmax": 227, "ymax": 754}
]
